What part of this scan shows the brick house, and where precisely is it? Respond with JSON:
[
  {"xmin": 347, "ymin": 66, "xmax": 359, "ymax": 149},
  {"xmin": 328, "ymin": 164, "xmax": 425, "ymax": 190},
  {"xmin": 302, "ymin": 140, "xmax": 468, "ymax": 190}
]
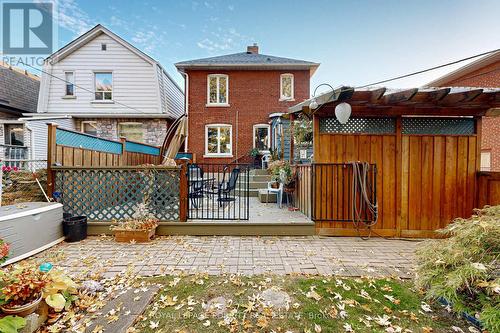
[
  {"xmin": 427, "ymin": 51, "xmax": 500, "ymax": 171},
  {"xmin": 175, "ymin": 45, "xmax": 319, "ymax": 164}
]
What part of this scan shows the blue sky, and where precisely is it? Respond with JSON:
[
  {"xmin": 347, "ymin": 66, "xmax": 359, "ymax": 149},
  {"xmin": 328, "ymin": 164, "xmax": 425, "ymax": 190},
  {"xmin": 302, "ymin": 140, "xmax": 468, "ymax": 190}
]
[{"xmin": 46, "ymin": 0, "xmax": 500, "ymax": 91}]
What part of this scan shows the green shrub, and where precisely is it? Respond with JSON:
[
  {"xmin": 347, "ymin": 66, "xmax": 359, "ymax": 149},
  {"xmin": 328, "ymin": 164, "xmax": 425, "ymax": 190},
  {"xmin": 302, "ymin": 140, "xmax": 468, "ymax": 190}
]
[{"xmin": 415, "ymin": 205, "xmax": 500, "ymax": 332}]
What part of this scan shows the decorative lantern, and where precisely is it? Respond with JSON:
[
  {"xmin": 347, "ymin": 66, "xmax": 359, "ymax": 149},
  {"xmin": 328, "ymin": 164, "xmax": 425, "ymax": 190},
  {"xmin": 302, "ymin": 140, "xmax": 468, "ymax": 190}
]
[{"xmin": 335, "ymin": 102, "xmax": 351, "ymax": 124}]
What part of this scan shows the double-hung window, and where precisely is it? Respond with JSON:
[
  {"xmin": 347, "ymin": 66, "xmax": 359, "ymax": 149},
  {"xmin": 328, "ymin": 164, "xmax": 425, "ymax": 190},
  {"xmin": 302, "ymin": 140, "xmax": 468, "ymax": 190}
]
[
  {"xmin": 94, "ymin": 72, "xmax": 113, "ymax": 100},
  {"xmin": 280, "ymin": 73, "xmax": 294, "ymax": 100},
  {"xmin": 64, "ymin": 71, "xmax": 75, "ymax": 96},
  {"xmin": 253, "ymin": 124, "xmax": 270, "ymax": 152},
  {"xmin": 205, "ymin": 124, "xmax": 232, "ymax": 156},
  {"xmin": 207, "ymin": 74, "xmax": 228, "ymax": 105}
]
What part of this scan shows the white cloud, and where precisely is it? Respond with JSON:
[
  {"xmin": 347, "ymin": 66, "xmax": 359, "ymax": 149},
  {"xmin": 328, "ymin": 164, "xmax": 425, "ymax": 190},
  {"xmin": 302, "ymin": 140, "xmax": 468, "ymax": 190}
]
[
  {"xmin": 43, "ymin": 0, "xmax": 94, "ymax": 36},
  {"xmin": 197, "ymin": 27, "xmax": 252, "ymax": 53}
]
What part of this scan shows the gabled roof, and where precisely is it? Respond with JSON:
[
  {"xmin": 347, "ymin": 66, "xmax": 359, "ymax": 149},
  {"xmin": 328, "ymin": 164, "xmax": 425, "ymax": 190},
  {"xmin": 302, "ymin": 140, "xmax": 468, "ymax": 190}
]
[
  {"xmin": 175, "ymin": 51, "xmax": 320, "ymax": 75},
  {"xmin": 426, "ymin": 50, "xmax": 500, "ymax": 87}
]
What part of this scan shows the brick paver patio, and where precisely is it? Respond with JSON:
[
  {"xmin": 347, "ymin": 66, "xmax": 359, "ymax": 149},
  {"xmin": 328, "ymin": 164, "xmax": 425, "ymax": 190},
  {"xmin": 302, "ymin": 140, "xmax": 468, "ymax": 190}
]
[{"xmin": 32, "ymin": 236, "xmax": 420, "ymax": 278}]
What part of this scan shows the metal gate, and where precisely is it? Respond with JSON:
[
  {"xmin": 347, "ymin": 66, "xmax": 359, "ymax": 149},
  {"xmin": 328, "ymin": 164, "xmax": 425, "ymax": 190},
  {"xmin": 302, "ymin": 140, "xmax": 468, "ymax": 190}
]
[{"xmin": 187, "ymin": 163, "xmax": 250, "ymax": 220}]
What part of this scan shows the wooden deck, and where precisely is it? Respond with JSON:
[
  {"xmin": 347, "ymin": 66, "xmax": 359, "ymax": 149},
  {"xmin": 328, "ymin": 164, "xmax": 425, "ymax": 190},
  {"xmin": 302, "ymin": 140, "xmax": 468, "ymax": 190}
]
[{"xmin": 88, "ymin": 198, "xmax": 315, "ymax": 236}]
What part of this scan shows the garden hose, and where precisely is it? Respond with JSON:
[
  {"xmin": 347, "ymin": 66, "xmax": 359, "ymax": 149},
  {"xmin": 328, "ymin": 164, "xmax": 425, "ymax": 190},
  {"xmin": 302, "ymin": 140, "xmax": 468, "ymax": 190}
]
[{"xmin": 350, "ymin": 162, "xmax": 378, "ymax": 239}]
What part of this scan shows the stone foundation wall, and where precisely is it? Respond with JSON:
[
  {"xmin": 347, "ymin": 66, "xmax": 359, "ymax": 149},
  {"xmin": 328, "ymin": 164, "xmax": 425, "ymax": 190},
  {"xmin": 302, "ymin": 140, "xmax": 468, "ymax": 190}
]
[{"xmin": 75, "ymin": 118, "xmax": 170, "ymax": 146}]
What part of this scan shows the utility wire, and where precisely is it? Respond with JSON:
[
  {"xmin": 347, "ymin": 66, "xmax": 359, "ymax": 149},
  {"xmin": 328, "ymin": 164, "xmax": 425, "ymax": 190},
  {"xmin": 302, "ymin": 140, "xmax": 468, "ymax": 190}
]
[
  {"xmin": 22, "ymin": 62, "xmax": 149, "ymax": 114},
  {"xmin": 356, "ymin": 48, "xmax": 499, "ymax": 88}
]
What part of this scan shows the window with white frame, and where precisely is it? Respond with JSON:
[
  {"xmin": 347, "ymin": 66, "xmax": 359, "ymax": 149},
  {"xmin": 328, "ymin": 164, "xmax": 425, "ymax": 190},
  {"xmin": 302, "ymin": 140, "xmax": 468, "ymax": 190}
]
[
  {"xmin": 205, "ymin": 124, "xmax": 232, "ymax": 156},
  {"xmin": 64, "ymin": 71, "xmax": 75, "ymax": 96},
  {"xmin": 481, "ymin": 151, "xmax": 491, "ymax": 171},
  {"xmin": 81, "ymin": 121, "xmax": 97, "ymax": 136},
  {"xmin": 280, "ymin": 73, "xmax": 294, "ymax": 100},
  {"xmin": 253, "ymin": 124, "xmax": 270, "ymax": 151},
  {"xmin": 207, "ymin": 74, "xmax": 228, "ymax": 105},
  {"xmin": 94, "ymin": 72, "xmax": 113, "ymax": 100},
  {"xmin": 118, "ymin": 122, "xmax": 143, "ymax": 142}
]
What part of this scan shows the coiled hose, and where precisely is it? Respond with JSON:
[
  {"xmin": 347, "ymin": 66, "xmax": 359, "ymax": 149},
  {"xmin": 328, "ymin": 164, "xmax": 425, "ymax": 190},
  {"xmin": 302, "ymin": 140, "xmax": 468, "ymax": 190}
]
[{"xmin": 350, "ymin": 162, "xmax": 378, "ymax": 239}]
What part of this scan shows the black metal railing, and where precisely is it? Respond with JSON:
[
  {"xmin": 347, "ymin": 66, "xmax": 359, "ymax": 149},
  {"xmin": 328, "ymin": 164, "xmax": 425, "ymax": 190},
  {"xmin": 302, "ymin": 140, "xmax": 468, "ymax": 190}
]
[
  {"xmin": 312, "ymin": 163, "xmax": 377, "ymax": 223},
  {"xmin": 187, "ymin": 163, "xmax": 250, "ymax": 220}
]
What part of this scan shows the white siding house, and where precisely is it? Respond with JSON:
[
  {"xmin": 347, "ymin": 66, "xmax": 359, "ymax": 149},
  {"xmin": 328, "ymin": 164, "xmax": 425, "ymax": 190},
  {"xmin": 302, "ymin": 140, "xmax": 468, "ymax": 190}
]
[{"xmin": 31, "ymin": 24, "xmax": 184, "ymax": 146}]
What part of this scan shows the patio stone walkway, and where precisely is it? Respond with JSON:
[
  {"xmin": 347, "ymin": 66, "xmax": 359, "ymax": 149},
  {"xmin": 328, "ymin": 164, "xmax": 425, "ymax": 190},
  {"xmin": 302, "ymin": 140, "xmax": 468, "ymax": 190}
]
[{"xmin": 31, "ymin": 236, "xmax": 421, "ymax": 279}]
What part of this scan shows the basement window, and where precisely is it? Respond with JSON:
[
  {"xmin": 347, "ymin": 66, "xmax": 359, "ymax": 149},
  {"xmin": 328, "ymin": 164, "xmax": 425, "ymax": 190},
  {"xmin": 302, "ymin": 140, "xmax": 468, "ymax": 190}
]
[{"xmin": 118, "ymin": 122, "xmax": 144, "ymax": 142}]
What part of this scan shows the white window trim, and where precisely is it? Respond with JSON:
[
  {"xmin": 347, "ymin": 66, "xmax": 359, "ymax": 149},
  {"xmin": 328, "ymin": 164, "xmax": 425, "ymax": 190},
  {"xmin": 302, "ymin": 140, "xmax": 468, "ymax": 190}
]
[
  {"xmin": 204, "ymin": 124, "xmax": 233, "ymax": 157},
  {"xmin": 93, "ymin": 71, "xmax": 113, "ymax": 101},
  {"xmin": 80, "ymin": 121, "xmax": 98, "ymax": 136},
  {"xmin": 206, "ymin": 74, "xmax": 229, "ymax": 106},
  {"xmin": 253, "ymin": 124, "xmax": 271, "ymax": 153},
  {"xmin": 63, "ymin": 70, "xmax": 76, "ymax": 98},
  {"xmin": 118, "ymin": 122, "xmax": 144, "ymax": 142},
  {"xmin": 279, "ymin": 73, "xmax": 294, "ymax": 101}
]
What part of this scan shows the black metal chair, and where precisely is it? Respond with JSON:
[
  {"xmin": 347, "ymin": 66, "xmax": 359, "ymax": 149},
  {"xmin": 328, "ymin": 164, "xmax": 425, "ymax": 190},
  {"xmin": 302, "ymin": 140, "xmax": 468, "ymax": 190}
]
[
  {"xmin": 217, "ymin": 167, "xmax": 240, "ymax": 207},
  {"xmin": 187, "ymin": 164, "xmax": 204, "ymax": 208}
]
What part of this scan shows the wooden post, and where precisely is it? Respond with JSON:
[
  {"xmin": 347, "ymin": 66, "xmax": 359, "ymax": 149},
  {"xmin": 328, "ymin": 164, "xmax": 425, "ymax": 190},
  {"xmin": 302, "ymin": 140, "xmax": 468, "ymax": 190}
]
[
  {"xmin": 119, "ymin": 137, "xmax": 127, "ymax": 166},
  {"xmin": 46, "ymin": 123, "xmax": 58, "ymax": 197},
  {"xmin": 179, "ymin": 162, "xmax": 188, "ymax": 222},
  {"xmin": 289, "ymin": 113, "xmax": 295, "ymax": 162},
  {"xmin": 395, "ymin": 116, "xmax": 402, "ymax": 237},
  {"xmin": 474, "ymin": 116, "xmax": 482, "ymax": 208}
]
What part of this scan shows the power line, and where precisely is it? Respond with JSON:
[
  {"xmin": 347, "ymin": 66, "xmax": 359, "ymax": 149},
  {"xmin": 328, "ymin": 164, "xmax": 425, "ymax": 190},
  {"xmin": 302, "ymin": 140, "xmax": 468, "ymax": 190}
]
[
  {"xmin": 22, "ymin": 62, "xmax": 149, "ymax": 114},
  {"xmin": 356, "ymin": 48, "xmax": 499, "ymax": 88}
]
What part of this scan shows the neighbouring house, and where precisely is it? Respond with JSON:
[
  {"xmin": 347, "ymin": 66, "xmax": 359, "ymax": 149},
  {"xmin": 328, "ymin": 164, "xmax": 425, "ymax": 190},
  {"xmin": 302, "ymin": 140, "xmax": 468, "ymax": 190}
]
[
  {"xmin": 426, "ymin": 50, "xmax": 500, "ymax": 171},
  {"xmin": 31, "ymin": 24, "xmax": 184, "ymax": 148},
  {"xmin": 175, "ymin": 44, "xmax": 319, "ymax": 164}
]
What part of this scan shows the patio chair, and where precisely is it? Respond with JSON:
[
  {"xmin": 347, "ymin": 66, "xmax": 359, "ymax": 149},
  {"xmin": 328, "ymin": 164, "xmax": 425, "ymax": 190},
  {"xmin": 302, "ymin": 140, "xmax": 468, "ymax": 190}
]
[
  {"xmin": 266, "ymin": 181, "xmax": 283, "ymax": 208},
  {"xmin": 217, "ymin": 167, "xmax": 240, "ymax": 207},
  {"xmin": 261, "ymin": 153, "xmax": 271, "ymax": 169},
  {"xmin": 187, "ymin": 164, "xmax": 204, "ymax": 208}
]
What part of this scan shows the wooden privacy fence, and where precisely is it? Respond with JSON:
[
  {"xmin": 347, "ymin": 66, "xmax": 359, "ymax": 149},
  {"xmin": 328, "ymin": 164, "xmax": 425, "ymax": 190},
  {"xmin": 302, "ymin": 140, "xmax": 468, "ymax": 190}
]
[
  {"xmin": 477, "ymin": 172, "xmax": 500, "ymax": 207},
  {"xmin": 52, "ymin": 165, "xmax": 187, "ymax": 222},
  {"xmin": 47, "ymin": 124, "xmax": 162, "ymax": 168}
]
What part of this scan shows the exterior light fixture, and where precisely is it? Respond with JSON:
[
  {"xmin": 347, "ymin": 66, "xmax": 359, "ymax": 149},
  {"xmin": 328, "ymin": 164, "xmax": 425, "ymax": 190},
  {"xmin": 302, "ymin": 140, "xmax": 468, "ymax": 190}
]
[
  {"xmin": 335, "ymin": 102, "xmax": 352, "ymax": 124},
  {"xmin": 309, "ymin": 83, "xmax": 335, "ymax": 111},
  {"xmin": 309, "ymin": 99, "xmax": 318, "ymax": 110}
]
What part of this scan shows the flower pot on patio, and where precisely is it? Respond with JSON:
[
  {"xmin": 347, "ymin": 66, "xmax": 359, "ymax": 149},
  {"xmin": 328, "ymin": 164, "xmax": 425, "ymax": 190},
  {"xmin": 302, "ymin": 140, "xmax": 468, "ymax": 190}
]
[
  {"xmin": 0, "ymin": 293, "xmax": 42, "ymax": 317},
  {"xmin": 270, "ymin": 181, "xmax": 280, "ymax": 189},
  {"xmin": 113, "ymin": 227, "xmax": 157, "ymax": 243}
]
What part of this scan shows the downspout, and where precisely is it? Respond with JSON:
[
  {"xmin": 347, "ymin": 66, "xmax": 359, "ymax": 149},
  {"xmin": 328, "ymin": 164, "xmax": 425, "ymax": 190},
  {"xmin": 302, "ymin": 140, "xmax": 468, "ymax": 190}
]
[{"xmin": 178, "ymin": 70, "xmax": 189, "ymax": 152}]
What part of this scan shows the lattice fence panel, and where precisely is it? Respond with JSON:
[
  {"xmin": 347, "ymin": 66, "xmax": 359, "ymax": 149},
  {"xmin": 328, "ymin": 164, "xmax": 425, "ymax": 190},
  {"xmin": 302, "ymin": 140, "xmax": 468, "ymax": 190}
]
[
  {"xmin": 402, "ymin": 117, "xmax": 475, "ymax": 135},
  {"xmin": 54, "ymin": 168, "xmax": 180, "ymax": 221},
  {"xmin": 319, "ymin": 118, "xmax": 396, "ymax": 134}
]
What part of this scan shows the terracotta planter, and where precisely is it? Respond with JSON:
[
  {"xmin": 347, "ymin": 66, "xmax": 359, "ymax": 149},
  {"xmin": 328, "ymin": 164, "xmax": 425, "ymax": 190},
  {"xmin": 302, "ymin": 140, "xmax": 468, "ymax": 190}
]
[
  {"xmin": 270, "ymin": 182, "xmax": 280, "ymax": 189},
  {"xmin": 0, "ymin": 293, "xmax": 42, "ymax": 317},
  {"xmin": 114, "ymin": 227, "xmax": 156, "ymax": 243}
]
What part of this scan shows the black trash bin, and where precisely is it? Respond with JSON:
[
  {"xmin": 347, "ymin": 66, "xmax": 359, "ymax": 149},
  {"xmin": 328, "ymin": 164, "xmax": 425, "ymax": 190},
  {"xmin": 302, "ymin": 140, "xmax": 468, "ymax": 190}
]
[{"xmin": 63, "ymin": 215, "xmax": 87, "ymax": 242}]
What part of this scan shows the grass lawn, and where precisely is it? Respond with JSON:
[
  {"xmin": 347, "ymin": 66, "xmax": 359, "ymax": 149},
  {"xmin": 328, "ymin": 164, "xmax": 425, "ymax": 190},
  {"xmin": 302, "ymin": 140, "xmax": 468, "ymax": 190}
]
[{"xmin": 133, "ymin": 275, "xmax": 467, "ymax": 333}]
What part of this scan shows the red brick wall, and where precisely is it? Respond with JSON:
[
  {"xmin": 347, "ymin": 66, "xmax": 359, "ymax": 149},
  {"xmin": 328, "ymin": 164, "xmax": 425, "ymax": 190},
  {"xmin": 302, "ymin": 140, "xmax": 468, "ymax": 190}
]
[
  {"xmin": 186, "ymin": 70, "xmax": 310, "ymax": 164},
  {"xmin": 434, "ymin": 59, "xmax": 500, "ymax": 171}
]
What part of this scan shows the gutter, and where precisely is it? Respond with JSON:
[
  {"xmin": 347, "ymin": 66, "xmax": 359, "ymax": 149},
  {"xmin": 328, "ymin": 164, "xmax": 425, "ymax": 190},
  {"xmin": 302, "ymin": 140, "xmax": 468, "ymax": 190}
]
[
  {"xmin": 21, "ymin": 113, "xmax": 173, "ymax": 119},
  {"xmin": 178, "ymin": 69, "xmax": 189, "ymax": 152}
]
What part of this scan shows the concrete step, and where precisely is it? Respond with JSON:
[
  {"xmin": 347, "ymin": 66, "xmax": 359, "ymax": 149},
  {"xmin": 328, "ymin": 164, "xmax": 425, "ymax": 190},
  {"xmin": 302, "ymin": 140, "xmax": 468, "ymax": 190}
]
[
  {"xmin": 250, "ymin": 169, "xmax": 269, "ymax": 176},
  {"xmin": 240, "ymin": 174, "xmax": 272, "ymax": 182},
  {"xmin": 258, "ymin": 189, "xmax": 278, "ymax": 203}
]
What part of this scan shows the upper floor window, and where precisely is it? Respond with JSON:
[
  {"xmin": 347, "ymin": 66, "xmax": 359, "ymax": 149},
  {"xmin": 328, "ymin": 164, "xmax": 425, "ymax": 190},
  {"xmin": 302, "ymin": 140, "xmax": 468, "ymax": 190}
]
[
  {"xmin": 207, "ymin": 74, "xmax": 228, "ymax": 105},
  {"xmin": 64, "ymin": 71, "xmax": 74, "ymax": 96},
  {"xmin": 81, "ymin": 121, "xmax": 97, "ymax": 136},
  {"xmin": 94, "ymin": 72, "xmax": 113, "ymax": 100},
  {"xmin": 118, "ymin": 122, "xmax": 143, "ymax": 142},
  {"xmin": 253, "ymin": 124, "xmax": 270, "ymax": 152},
  {"xmin": 280, "ymin": 73, "xmax": 294, "ymax": 100},
  {"xmin": 205, "ymin": 124, "xmax": 232, "ymax": 156}
]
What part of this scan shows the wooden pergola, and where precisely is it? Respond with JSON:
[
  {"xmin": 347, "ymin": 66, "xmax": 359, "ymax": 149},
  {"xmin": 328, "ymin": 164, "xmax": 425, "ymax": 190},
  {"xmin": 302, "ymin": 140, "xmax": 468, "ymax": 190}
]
[{"xmin": 289, "ymin": 86, "xmax": 500, "ymax": 238}]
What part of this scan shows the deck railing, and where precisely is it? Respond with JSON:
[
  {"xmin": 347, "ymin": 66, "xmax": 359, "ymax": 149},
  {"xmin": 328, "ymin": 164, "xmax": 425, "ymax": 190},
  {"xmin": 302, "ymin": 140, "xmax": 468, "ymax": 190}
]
[{"xmin": 52, "ymin": 165, "xmax": 187, "ymax": 222}]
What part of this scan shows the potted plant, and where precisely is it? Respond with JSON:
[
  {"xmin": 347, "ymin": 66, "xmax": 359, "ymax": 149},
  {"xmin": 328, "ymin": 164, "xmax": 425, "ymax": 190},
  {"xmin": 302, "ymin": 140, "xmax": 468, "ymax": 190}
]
[
  {"xmin": 0, "ymin": 239, "xmax": 10, "ymax": 265},
  {"xmin": 267, "ymin": 160, "xmax": 285, "ymax": 188},
  {"xmin": 249, "ymin": 148, "xmax": 261, "ymax": 167},
  {"xmin": 0, "ymin": 268, "xmax": 48, "ymax": 316},
  {"xmin": 43, "ymin": 269, "xmax": 79, "ymax": 323},
  {"xmin": 110, "ymin": 203, "xmax": 159, "ymax": 243}
]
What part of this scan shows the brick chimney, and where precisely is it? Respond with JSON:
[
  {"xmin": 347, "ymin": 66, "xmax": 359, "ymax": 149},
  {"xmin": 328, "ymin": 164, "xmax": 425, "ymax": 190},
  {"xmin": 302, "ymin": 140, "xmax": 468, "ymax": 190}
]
[{"xmin": 247, "ymin": 43, "xmax": 259, "ymax": 54}]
